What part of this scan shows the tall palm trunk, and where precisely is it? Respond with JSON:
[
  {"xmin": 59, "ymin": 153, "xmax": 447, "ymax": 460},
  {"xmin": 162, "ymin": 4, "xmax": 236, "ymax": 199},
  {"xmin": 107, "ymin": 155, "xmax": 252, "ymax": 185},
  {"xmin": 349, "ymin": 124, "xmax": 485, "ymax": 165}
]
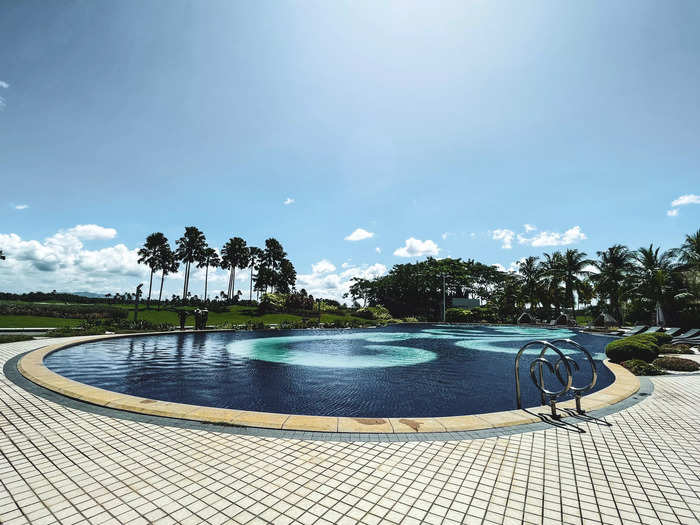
[
  {"xmin": 204, "ymin": 264, "xmax": 209, "ymax": 301},
  {"xmin": 183, "ymin": 262, "xmax": 190, "ymax": 300},
  {"xmin": 158, "ymin": 270, "xmax": 165, "ymax": 310},
  {"xmin": 146, "ymin": 269, "xmax": 154, "ymax": 309},
  {"xmin": 249, "ymin": 267, "xmax": 254, "ymax": 301},
  {"xmin": 230, "ymin": 267, "xmax": 236, "ymax": 300}
]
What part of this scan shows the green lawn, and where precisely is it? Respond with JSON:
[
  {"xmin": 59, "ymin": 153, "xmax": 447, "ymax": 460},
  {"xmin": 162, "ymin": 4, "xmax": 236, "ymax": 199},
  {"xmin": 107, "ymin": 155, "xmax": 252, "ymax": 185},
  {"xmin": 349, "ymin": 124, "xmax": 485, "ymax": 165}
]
[
  {"xmin": 0, "ymin": 304, "xmax": 368, "ymax": 328},
  {"xmin": 0, "ymin": 315, "xmax": 82, "ymax": 328}
]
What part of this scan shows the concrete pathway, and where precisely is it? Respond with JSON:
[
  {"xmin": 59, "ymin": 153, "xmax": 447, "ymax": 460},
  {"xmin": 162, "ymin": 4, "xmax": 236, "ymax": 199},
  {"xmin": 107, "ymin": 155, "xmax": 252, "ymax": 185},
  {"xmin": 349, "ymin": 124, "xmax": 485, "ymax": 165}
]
[{"xmin": 1, "ymin": 338, "xmax": 699, "ymax": 525}]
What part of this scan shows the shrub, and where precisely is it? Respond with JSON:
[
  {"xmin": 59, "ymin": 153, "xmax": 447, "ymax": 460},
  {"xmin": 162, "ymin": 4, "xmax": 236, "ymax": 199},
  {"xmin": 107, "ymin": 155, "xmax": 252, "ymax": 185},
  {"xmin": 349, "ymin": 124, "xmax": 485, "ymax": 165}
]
[
  {"xmin": 636, "ymin": 332, "xmax": 672, "ymax": 346},
  {"xmin": 258, "ymin": 293, "xmax": 287, "ymax": 314},
  {"xmin": 606, "ymin": 334, "xmax": 660, "ymax": 363},
  {"xmin": 659, "ymin": 343, "xmax": 694, "ymax": 355},
  {"xmin": 402, "ymin": 317, "xmax": 419, "ymax": 323},
  {"xmin": 445, "ymin": 308, "xmax": 472, "ymax": 322},
  {"xmin": 355, "ymin": 305, "xmax": 392, "ymax": 321},
  {"xmin": 653, "ymin": 356, "xmax": 700, "ymax": 372},
  {"xmin": 621, "ymin": 359, "xmax": 666, "ymax": 376}
]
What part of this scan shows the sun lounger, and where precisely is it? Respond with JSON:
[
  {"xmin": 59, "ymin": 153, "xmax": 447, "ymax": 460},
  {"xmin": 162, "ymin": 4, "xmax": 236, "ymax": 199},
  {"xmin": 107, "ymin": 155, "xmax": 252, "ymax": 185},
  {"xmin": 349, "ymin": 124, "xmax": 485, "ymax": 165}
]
[
  {"xmin": 673, "ymin": 328, "xmax": 700, "ymax": 343},
  {"xmin": 662, "ymin": 327, "xmax": 683, "ymax": 337},
  {"xmin": 617, "ymin": 325, "xmax": 647, "ymax": 336},
  {"xmin": 644, "ymin": 326, "xmax": 662, "ymax": 334}
]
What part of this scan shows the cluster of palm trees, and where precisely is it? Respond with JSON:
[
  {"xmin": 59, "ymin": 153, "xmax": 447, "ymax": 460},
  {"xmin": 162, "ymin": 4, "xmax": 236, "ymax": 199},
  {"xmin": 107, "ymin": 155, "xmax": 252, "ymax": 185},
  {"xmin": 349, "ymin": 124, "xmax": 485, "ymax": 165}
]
[
  {"xmin": 517, "ymin": 229, "xmax": 700, "ymax": 324},
  {"xmin": 137, "ymin": 227, "xmax": 297, "ymax": 308}
]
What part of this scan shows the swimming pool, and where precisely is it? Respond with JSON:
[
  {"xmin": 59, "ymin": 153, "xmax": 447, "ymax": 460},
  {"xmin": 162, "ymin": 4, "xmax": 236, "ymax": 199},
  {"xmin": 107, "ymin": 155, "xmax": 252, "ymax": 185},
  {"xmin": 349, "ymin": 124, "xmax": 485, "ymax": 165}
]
[{"xmin": 44, "ymin": 324, "xmax": 615, "ymax": 418}]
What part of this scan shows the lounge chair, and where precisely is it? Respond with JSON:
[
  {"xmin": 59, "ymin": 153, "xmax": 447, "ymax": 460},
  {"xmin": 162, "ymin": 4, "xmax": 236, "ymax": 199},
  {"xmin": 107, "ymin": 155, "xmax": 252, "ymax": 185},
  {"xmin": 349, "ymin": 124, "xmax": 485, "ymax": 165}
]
[
  {"xmin": 644, "ymin": 326, "xmax": 662, "ymax": 334},
  {"xmin": 662, "ymin": 327, "xmax": 683, "ymax": 337},
  {"xmin": 617, "ymin": 325, "xmax": 647, "ymax": 336},
  {"xmin": 673, "ymin": 328, "xmax": 700, "ymax": 343}
]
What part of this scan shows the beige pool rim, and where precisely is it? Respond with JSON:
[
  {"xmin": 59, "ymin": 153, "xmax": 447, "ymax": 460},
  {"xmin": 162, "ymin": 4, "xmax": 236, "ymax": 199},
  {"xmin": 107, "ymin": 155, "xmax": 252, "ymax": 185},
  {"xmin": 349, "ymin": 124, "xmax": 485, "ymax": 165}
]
[{"xmin": 17, "ymin": 332, "xmax": 640, "ymax": 434}]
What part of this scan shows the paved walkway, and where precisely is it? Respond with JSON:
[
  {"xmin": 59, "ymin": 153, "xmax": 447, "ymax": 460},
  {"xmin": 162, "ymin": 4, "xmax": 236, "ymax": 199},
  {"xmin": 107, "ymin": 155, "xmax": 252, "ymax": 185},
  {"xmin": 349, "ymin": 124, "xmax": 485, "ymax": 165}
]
[{"xmin": 1, "ymin": 339, "xmax": 699, "ymax": 525}]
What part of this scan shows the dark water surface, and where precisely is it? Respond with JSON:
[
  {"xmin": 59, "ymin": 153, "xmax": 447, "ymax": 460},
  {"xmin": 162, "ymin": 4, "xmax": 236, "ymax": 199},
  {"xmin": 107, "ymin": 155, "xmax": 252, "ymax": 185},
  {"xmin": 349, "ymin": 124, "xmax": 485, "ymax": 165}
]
[{"xmin": 45, "ymin": 324, "xmax": 615, "ymax": 417}]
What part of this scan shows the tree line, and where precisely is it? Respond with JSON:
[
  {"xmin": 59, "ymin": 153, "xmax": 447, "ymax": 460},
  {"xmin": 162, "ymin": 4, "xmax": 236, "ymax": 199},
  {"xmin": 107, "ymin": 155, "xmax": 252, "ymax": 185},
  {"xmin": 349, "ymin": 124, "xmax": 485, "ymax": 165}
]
[
  {"xmin": 137, "ymin": 227, "xmax": 296, "ymax": 308},
  {"xmin": 347, "ymin": 229, "xmax": 700, "ymax": 326}
]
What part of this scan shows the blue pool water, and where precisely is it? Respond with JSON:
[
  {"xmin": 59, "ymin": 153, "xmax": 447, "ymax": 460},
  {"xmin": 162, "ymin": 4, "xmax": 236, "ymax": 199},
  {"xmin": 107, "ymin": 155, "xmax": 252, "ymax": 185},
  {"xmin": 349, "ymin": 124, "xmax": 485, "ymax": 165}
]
[{"xmin": 44, "ymin": 324, "xmax": 616, "ymax": 417}]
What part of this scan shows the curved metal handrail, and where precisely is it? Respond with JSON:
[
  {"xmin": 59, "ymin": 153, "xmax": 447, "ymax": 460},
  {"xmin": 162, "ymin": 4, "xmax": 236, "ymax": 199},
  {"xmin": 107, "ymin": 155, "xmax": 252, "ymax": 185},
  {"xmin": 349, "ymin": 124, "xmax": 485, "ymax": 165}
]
[
  {"xmin": 515, "ymin": 340, "xmax": 572, "ymax": 410},
  {"xmin": 515, "ymin": 339, "xmax": 596, "ymax": 418}
]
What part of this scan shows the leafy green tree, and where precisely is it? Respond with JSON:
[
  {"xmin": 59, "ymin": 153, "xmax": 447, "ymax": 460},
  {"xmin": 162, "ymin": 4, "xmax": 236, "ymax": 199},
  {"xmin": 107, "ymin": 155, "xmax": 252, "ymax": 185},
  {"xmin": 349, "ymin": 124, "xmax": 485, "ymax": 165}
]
[
  {"xmin": 175, "ymin": 226, "xmax": 207, "ymax": 301},
  {"xmin": 197, "ymin": 247, "xmax": 221, "ymax": 301},
  {"xmin": 590, "ymin": 244, "xmax": 633, "ymax": 323},
  {"xmin": 277, "ymin": 258, "xmax": 297, "ymax": 293},
  {"xmin": 247, "ymin": 246, "xmax": 263, "ymax": 300},
  {"xmin": 137, "ymin": 232, "xmax": 169, "ymax": 308},
  {"xmin": 221, "ymin": 237, "xmax": 249, "ymax": 300}
]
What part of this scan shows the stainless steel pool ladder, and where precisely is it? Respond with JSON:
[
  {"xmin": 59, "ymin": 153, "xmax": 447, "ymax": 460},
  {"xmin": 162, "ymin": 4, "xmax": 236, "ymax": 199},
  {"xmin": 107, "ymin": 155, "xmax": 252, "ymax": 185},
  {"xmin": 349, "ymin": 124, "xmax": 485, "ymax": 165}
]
[{"xmin": 514, "ymin": 339, "xmax": 597, "ymax": 419}]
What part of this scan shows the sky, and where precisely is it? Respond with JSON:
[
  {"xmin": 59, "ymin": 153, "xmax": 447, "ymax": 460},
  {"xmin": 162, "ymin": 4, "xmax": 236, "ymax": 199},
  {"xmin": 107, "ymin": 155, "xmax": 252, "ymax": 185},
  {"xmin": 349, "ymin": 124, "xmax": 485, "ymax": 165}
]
[{"xmin": 1, "ymin": 0, "xmax": 699, "ymax": 302}]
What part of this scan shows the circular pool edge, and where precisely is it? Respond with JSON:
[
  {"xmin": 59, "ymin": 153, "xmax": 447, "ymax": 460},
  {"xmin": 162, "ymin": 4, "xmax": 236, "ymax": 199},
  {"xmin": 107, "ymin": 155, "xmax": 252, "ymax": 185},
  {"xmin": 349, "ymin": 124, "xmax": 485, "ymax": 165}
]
[{"xmin": 18, "ymin": 331, "xmax": 640, "ymax": 434}]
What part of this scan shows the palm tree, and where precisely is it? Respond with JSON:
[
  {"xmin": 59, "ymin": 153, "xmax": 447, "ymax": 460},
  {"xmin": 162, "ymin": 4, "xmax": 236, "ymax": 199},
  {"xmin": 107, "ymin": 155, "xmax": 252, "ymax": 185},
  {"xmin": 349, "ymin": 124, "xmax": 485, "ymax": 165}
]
[
  {"xmin": 677, "ymin": 229, "xmax": 700, "ymax": 271},
  {"xmin": 221, "ymin": 237, "xmax": 250, "ymax": 300},
  {"xmin": 591, "ymin": 244, "xmax": 633, "ymax": 323},
  {"xmin": 518, "ymin": 256, "xmax": 540, "ymax": 310},
  {"xmin": 539, "ymin": 252, "xmax": 566, "ymax": 315},
  {"xmin": 247, "ymin": 246, "xmax": 263, "ymax": 301},
  {"xmin": 138, "ymin": 232, "xmax": 169, "ymax": 309},
  {"xmin": 676, "ymin": 229, "xmax": 700, "ymax": 299},
  {"xmin": 156, "ymin": 243, "xmax": 179, "ymax": 307},
  {"xmin": 175, "ymin": 226, "xmax": 206, "ymax": 301},
  {"xmin": 631, "ymin": 244, "xmax": 678, "ymax": 323},
  {"xmin": 197, "ymin": 247, "xmax": 221, "ymax": 301},
  {"xmin": 561, "ymin": 249, "xmax": 592, "ymax": 314}
]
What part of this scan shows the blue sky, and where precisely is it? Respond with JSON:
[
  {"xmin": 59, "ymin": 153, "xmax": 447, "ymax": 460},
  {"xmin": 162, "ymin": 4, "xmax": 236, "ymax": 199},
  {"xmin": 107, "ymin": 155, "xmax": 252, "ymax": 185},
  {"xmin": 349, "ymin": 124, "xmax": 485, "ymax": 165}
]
[{"xmin": 1, "ymin": 1, "xmax": 699, "ymax": 300}]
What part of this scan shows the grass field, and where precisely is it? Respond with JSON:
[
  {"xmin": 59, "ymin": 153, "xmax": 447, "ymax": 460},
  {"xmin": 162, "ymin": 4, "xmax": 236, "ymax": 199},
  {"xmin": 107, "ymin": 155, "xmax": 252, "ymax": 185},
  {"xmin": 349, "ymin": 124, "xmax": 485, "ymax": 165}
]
[
  {"xmin": 0, "ymin": 315, "xmax": 82, "ymax": 328},
  {"xmin": 0, "ymin": 304, "xmax": 368, "ymax": 328}
]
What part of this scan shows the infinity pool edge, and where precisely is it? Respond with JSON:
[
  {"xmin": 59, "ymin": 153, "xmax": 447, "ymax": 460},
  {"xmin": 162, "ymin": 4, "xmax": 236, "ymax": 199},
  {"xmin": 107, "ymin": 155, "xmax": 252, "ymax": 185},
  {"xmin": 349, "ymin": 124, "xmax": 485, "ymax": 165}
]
[{"xmin": 18, "ymin": 331, "xmax": 640, "ymax": 434}]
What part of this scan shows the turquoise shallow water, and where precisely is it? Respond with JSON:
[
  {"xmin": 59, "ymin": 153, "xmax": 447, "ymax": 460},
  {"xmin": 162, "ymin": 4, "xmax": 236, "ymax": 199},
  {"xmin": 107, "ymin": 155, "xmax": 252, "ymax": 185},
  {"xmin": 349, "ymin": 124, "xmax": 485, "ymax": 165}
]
[{"xmin": 45, "ymin": 324, "xmax": 615, "ymax": 417}]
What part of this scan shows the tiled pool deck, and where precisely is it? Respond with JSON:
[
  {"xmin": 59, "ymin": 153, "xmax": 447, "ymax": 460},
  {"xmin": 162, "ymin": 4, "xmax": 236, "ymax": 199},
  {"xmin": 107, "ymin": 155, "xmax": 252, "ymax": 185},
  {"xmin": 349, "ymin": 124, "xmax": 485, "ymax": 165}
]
[{"xmin": 2, "ymin": 338, "xmax": 700, "ymax": 524}]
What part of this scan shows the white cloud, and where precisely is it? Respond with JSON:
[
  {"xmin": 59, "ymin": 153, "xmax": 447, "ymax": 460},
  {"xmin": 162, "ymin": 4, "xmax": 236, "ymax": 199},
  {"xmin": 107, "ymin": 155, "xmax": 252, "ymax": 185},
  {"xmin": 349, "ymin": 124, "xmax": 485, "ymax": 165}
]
[
  {"xmin": 492, "ymin": 258, "xmax": 525, "ymax": 274},
  {"xmin": 14, "ymin": 204, "xmax": 29, "ymax": 210},
  {"xmin": 296, "ymin": 262, "xmax": 387, "ymax": 301},
  {"xmin": 441, "ymin": 232, "xmax": 454, "ymax": 240},
  {"xmin": 470, "ymin": 232, "xmax": 476, "ymax": 238},
  {"xmin": 517, "ymin": 226, "xmax": 587, "ymax": 247},
  {"xmin": 375, "ymin": 247, "xmax": 381, "ymax": 254},
  {"xmin": 524, "ymin": 224, "xmax": 537, "ymax": 232},
  {"xmin": 0, "ymin": 81, "xmax": 7, "ymax": 110},
  {"xmin": 311, "ymin": 259, "xmax": 336, "ymax": 274},
  {"xmin": 283, "ymin": 197, "xmax": 295, "ymax": 205},
  {"xmin": 393, "ymin": 237, "xmax": 439, "ymax": 257},
  {"xmin": 66, "ymin": 224, "xmax": 117, "ymax": 240},
  {"xmin": 0, "ymin": 229, "xmax": 146, "ymax": 293},
  {"xmin": 491, "ymin": 229, "xmax": 515, "ymax": 249},
  {"xmin": 345, "ymin": 228, "xmax": 374, "ymax": 241},
  {"xmin": 671, "ymin": 194, "xmax": 700, "ymax": 207},
  {"xmin": 667, "ymin": 194, "xmax": 700, "ymax": 216}
]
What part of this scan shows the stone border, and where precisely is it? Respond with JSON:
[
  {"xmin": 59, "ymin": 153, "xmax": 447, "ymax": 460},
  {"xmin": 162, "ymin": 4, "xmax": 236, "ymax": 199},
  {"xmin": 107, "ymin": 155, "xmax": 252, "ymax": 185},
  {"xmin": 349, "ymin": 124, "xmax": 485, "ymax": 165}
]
[{"xmin": 17, "ymin": 332, "xmax": 640, "ymax": 434}]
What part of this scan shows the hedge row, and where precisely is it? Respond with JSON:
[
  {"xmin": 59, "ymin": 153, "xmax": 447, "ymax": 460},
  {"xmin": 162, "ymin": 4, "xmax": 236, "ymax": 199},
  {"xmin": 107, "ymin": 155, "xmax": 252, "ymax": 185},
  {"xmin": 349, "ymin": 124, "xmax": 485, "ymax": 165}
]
[{"xmin": 605, "ymin": 332, "xmax": 672, "ymax": 364}]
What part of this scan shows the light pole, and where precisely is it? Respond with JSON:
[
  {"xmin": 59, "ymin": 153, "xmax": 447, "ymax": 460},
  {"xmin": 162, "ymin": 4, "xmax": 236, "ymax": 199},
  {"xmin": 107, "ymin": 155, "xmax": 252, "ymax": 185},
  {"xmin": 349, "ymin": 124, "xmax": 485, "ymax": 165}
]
[{"xmin": 442, "ymin": 274, "xmax": 446, "ymax": 322}]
